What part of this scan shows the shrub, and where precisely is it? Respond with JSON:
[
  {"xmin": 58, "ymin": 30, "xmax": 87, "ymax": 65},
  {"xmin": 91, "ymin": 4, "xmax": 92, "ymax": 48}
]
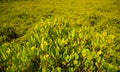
[{"xmin": 0, "ymin": 18, "xmax": 119, "ymax": 71}]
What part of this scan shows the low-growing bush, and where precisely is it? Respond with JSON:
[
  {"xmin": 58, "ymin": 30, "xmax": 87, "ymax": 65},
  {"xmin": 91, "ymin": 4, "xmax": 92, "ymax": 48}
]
[{"xmin": 0, "ymin": 18, "xmax": 119, "ymax": 71}]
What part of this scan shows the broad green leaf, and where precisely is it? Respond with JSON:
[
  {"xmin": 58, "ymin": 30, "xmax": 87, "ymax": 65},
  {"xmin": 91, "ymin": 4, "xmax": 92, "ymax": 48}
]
[{"xmin": 82, "ymin": 49, "xmax": 87, "ymax": 57}]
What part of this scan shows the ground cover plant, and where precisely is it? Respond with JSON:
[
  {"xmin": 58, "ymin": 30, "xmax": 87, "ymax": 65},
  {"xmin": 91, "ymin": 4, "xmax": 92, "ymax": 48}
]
[{"xmin": 0, "ymin": 0, "xmax": 120, "ymax": 72}]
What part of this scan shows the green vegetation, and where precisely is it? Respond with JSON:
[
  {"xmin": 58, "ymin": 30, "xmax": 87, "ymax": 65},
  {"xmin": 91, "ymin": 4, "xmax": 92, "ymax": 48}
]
[{"xmin": 0, "ymin": 0, "xmax": 120, "ymax": 71}]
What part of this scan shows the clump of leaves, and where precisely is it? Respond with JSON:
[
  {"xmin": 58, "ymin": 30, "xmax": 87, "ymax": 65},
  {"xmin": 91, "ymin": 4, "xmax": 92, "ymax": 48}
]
[{"xmin": 1, "ymin": 17, "xmax": 119, "ymax": 71}]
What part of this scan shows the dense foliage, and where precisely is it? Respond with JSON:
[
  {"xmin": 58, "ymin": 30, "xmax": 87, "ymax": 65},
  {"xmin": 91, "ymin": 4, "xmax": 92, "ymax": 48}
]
[{"xmin": 0, "ymin": 0, "xmax": 120, "ymax": 72}]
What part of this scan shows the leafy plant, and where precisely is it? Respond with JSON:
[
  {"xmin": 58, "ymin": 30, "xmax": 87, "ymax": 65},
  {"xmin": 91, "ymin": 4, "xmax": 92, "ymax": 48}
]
[{"xmin": 0, "ymin": 0, "xmax": 120, "ymax": 71}]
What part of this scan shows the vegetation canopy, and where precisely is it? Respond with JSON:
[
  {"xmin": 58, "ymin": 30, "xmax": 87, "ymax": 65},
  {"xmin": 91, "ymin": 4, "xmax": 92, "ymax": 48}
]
[{"xmin": 0, "ymin": 0, "xmax": 120, "ymax": 72}]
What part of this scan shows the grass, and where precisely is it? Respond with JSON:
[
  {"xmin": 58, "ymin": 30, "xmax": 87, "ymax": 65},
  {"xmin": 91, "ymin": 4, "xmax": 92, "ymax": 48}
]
[{"xmin": 0, "ymin": 0, "xmax": 120, "ymax": 71}]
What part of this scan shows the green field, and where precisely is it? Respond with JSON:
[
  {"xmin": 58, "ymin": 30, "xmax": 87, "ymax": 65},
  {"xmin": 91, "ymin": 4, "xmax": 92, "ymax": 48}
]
[{"xmin": 0, "ymin": 0, "xmax": 120, "ymax": 71}]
